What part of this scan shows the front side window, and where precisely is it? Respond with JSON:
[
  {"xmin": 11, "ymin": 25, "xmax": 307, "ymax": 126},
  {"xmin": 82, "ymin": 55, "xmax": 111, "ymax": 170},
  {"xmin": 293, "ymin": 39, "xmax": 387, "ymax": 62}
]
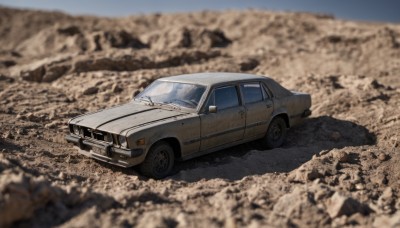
[
  {"xmin": 207, "ymin": 86, "xmax": 239, "ymax": 110},
  {"xmin": 241, "ymin": 83, "xmax": 263, "ymax": 104}
]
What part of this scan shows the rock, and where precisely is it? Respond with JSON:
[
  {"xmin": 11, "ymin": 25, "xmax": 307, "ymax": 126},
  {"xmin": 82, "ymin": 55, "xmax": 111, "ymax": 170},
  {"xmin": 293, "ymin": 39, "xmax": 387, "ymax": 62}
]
[
  {"xmin": 0, "ymin": 60, "xmax": 16, "ymax": 68},
  {"xmin": 378, "ymin": 187, "xmax": 394, "ymax": 210},
  {"xmin": 378, "ymin": 153, "xmax": 388, "ymax": 161},
  {"xmin": 69, "ymin": 49, "xmax": 221, "ymax": 75},
  {"xmin": 334, "ymin": 151, "xmax": 349, "ymax": 163},
  {"xmin": 355, "ymin": 183, "xmax": 365, "ymax": 190},
  {"xmin": 42, "ymin": 65, "xmax": 70, "ymax": 82},
  {"xmin": 82, "ymin": 86, "xmax": 99, "ymax": 95},
  {"xmin": 111, "ymin": 84, "xmax": 123, "ymax": 93},
  {"xmin": 239, "ymin": 58, "xmax": 259, "ymax": 71},
  {"xmin": 17, "ymin": 128, "xmax": 27, "ymax": 135},
  {"xmin": 327, "ymin": 192, "xmax": 370, "ymax": 218},
  {"xmin": 272, "ymin": 187, "xmax": 310, "ymax": 217},
  {"xmin": 57, "ymin": 25, "xmax": 81, "ymax": 36},
  {"xmin": 306, "ymin": 168, "xmax": 324, "ymax": 181},
  {"xmin": 20, "ymin": 66, "xmax": 45, "ymax": 82},
  {"xmin": 350, "ymin": 170, "xmax": 362, "ymax": 184},
  {"xmin": 147, "ymin": 27, "xmax": 231, "ymax": 50},
  {"xmin": 381, "ymin": 187, "xmax": 393, "ymax": 199},
  {"xmin": 370, "ymin": 173, "xmax": 388, "ymax": 186},
  {"xmin": 3, "ymin": 131, "xmax": 13, "ymax": 139},
  {"xmin": 338, "ymin": 174, "xmax": 349, "ymax": 184},
  {"xmin": 0, "ymin": 170, "xmax": 57, "ymax": 227},
  {"xmin": 0, "ymin": 74, "xmax": 15, "ymax": 82},
  {"xmin": 270, "ymin": 185, "xmax": 331, "ymax": 227},
  {"xmin": 176, "ymin": 212, "xmax": 188, "ymax": 227},
  {"xmin": 287, "ymin": 167, "xmax": 323, "ymax": 183},
  {"xmin": 373, "ymin": 211, "xmax": 400, "ymax": 227},
  {"xmin": 58, "ymin": 172, "xmax": 66, "ymax": 180},
  {"xmin": 104, "ymin": 30, "xmax": 149, "ymax": 49},
  {"xmin": 312, "ymin": 181, "xmax": 334, "ymax": 200},
  {"xmin": 25, "ymin": 112, "xmax": 35, "ymax": 121},
  {"xmin": 202, "ymin": 29, "xmax": 232, "ymax": 48}
]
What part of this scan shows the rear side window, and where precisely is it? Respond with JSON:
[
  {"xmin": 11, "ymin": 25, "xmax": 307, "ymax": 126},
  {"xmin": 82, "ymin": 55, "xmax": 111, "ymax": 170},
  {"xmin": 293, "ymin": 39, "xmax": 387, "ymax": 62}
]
[
  {"xmin": 241, "ymin": 83, "xmax": 263, "ymax": 104},
  {"xmin": 207, "ymin": 86, "xmax": 239, "ymax": 110}
]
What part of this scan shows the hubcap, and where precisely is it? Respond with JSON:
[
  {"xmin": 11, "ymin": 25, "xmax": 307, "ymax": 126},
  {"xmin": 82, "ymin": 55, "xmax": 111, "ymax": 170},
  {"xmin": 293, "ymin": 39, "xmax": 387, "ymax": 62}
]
[
  {"xmin": 271, "ymin": 124, "xmax": 282, "ymax": 141},
  {"xmin": 154, "ymin": 150, "xmax": 169, "ymax": 173}
]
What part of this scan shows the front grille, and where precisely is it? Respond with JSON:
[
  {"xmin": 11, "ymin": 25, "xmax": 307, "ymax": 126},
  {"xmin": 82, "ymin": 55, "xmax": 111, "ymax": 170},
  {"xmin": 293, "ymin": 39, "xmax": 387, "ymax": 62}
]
[{"xmin": 74, "ymin": 125, "xmax": 114, "ymax": 144}]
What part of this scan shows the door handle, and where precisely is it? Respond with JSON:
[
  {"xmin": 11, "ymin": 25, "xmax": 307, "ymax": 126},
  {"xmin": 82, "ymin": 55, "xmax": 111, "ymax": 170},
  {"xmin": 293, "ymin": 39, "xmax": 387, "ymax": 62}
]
[
  {"xmin": 266, "ymin": 104, "xmax": 272, "ymax": 108},
  {"xmin": 239, "ymin": 110, "xmax": 245, "ymax": 118}
]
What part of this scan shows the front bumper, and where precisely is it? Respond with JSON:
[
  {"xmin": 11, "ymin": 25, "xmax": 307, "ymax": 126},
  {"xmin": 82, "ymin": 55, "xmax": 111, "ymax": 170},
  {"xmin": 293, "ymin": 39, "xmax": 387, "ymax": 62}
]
[{"xmin": 65, "ymin": 134, "xmax": 144, "ymax": 167}]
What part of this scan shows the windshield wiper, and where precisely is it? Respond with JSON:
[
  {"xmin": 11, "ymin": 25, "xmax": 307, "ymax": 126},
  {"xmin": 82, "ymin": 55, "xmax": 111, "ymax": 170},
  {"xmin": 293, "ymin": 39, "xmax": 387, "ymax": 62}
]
[
  {"xmin": 146, "ymin": 96, "xmax": 154, "ymax": 106},
  {"xmin": 138, "ymin": 96, "xmax": 154, "ymax": 106}
]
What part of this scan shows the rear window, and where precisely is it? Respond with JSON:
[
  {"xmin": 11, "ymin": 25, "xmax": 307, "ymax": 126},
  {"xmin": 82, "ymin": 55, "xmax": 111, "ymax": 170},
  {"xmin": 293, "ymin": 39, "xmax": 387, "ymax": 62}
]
[{"xmin": 241, "ymin": 83, "xmax": 263, "ymax": 104}]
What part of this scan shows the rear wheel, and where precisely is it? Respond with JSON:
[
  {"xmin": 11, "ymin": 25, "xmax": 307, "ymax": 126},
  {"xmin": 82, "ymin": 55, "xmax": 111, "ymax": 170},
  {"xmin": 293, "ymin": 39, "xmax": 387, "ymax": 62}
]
[
  {"xmin": 140, "ymin": 141, "xmax": 174, "ymax": 179},
  {"xmin": 263, "ymin": 117, "xmax": 287, "ymax": 149}
]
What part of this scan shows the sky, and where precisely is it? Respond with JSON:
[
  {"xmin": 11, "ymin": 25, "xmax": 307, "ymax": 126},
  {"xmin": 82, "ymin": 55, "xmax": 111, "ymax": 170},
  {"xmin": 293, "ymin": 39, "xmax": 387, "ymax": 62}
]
[{"xmin": 0, "ymin": 0, "xmax": 399, "ymax": 23}]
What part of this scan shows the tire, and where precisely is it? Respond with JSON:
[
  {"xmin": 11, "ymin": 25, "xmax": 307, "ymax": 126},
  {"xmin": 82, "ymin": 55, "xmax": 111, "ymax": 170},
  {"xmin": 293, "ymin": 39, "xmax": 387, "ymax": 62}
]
[
  {"xmin": 263, "ymin": 117, "xmax": 287, "ymax": 149},
  {"xmin": 140, "ymin": 141, "xmax": 174, "ymax": 179}
]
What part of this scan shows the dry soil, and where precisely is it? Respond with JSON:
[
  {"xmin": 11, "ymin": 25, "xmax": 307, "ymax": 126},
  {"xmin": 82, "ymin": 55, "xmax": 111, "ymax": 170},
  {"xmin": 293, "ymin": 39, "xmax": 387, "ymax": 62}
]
[{"xmin": 0, "ymin": 6, "xmax": 400, "ymax": 228}]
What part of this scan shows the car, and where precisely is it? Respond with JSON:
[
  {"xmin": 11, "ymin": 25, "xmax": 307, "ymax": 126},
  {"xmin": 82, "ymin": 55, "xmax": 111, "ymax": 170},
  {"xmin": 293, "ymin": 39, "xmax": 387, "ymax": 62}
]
[{"xmin": 65, "ymin": 72, "xmax": 311, "ymax": 178}]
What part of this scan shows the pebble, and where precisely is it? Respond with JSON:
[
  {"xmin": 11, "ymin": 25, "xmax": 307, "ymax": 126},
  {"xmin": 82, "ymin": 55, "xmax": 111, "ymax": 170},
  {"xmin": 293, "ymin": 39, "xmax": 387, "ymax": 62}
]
[
  {"xmin": 378, "ymin": 187, "xmax": 393, "ymax": 206},
  {"xmin": 26, "ymin": 112, "xmax": 34, "ymax": 121},
  {"xmin": 378, "ymin": 153, "xmax": 388, "ymax": 161},
  {"xmin": 58, "ymin": 172, "xmax": 66, "ymax": 180},
  {"xmin": 82, "ymin": 86, "xmax": 99, "ymax": 95},
  {"xmin": 17, "ymin": 128, "xmax": 27, "ymax": 135},
  {"xmin": 355, "ymin": 183, "xmax": 365, "ymax": 190},
  {"xmin": 112, "ymin": 84, "xmax": 123, "ymax": 93},
  {"xmin": 334, "ymin": 151, "xmax": 349, "ymax": 163},
  {"xmin": 4, "ymin": 131, "xmax": 13, "ymax": 139}
]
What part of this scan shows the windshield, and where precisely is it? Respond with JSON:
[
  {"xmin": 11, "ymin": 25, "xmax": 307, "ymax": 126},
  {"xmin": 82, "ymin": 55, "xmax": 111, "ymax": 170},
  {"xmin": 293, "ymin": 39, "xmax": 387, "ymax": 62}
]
[{"xmin": 136, "ymin": 81, "xmax": 206, "ymax": 110}]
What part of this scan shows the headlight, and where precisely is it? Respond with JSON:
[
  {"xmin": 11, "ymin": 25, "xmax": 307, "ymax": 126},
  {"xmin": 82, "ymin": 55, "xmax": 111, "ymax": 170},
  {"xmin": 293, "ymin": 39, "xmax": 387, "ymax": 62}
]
[
  {"xmin": 119, "ymin": 135, "xmax": 127, "ymax": 147},
  {"xmin": 73, "ymin": 125, "xmax": 80, "ymax": 135}
]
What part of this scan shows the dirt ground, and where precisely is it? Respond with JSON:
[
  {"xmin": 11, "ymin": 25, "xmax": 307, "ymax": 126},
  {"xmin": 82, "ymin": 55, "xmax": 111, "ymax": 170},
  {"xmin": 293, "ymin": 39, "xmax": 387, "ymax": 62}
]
[{"xmin": 0, "ymin": 6, "xmax": 400, "ymax": 227}]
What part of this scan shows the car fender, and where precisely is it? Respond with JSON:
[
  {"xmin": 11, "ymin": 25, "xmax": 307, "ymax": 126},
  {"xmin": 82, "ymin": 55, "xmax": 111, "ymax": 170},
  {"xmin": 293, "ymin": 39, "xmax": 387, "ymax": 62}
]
[
  {"xmin": 270, "ymin": 100, "xmax": 290, "ymax": 127},
  {"xmin": 125, "ymin": 114, "xmax": 201, "ymax": 159}
]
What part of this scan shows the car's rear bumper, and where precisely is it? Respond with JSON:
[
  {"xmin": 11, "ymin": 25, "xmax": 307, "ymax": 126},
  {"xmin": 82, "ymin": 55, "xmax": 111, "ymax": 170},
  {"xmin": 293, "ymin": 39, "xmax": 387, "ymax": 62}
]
[{"xmin": 65, "ymin": 134, "xmax": 144, "ymax": 167}]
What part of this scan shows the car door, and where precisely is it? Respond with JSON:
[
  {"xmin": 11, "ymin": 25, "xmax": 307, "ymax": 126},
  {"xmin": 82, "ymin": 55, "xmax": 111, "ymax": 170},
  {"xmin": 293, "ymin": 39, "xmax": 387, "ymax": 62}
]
[
  {"xmin": 200, "ymin": 85, "xmax": 245, "ymax": 151},
  {"xmin": 240, "ymin": 82, "xmax": 274, "ymax": 138}
]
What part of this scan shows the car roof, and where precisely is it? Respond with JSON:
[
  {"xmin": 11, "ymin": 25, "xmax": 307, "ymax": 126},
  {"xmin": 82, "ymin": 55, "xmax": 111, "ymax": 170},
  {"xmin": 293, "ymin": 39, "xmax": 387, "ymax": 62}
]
[{"xmin": 158, "ymin": 72, "xmax": 268, "ymax": 86}]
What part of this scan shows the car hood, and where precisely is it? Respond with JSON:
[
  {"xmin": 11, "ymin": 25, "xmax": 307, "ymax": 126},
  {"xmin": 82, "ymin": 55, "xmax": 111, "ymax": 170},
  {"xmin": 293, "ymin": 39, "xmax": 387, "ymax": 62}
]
[{"xmin": 69, "ymin": 102, "xmax": 188, "ymax": 135}]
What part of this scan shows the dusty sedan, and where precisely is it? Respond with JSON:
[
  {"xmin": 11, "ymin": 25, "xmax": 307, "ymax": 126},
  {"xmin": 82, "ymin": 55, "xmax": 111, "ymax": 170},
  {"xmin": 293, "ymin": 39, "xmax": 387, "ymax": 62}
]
[{"xmin": 66, "ymin": 73, "xmax": 311, "ymax": 178}]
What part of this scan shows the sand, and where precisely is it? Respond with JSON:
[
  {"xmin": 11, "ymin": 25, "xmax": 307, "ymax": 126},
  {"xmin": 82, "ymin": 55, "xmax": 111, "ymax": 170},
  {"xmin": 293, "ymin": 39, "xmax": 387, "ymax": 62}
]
[{"xmin": 0, "ymin": 6, "xmax": 399, "ymax": 227}]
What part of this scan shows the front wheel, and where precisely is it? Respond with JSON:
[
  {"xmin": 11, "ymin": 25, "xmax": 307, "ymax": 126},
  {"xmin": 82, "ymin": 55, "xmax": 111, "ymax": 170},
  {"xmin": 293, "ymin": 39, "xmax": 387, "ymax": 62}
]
[
  {"xmin": 263, "ymin": 117, "xmax": 287, "ymax": 149},
  {"xmin": 139, "ymin": 142, "xmax": 174, "ymax": 179}
]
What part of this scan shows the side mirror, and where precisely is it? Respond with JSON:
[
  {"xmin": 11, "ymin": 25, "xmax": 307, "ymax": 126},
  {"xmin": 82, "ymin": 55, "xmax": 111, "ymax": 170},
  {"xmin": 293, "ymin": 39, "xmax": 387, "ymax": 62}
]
[{"xmin": 208, "ymin": 105, "xmax": 218, "ymax": 113}]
